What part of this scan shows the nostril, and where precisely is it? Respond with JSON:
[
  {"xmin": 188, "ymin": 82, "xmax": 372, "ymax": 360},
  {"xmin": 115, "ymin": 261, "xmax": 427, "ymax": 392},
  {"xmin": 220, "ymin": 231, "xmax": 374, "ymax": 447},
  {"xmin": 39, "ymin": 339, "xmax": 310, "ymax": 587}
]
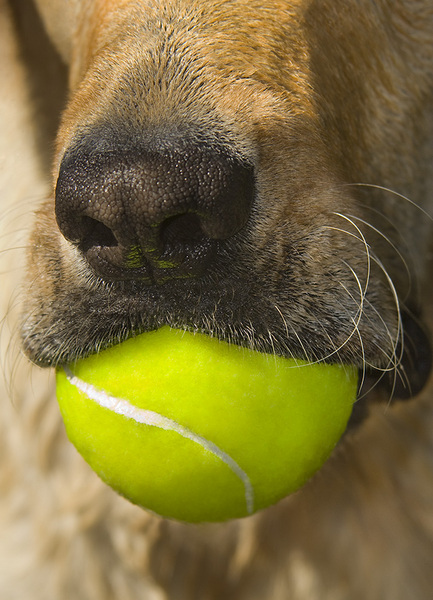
[
  {"xmin": 160, "ymin": 213, "xmax": 207, "ymax": 250},
  {"xmin": 157, "ymin": 213, "xmax": 217, "ymax": 273},
  {"xmin": 79, "ymin": 217, "xmax": 118, "ymax": 252}
]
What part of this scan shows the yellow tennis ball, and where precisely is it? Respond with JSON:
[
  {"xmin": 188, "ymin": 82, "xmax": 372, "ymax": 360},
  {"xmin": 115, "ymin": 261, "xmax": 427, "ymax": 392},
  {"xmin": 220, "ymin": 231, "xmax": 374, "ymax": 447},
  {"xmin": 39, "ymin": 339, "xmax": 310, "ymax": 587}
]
[{"xmin": 56, "ymin": 326, "xmax": 357, "ymax": 522}]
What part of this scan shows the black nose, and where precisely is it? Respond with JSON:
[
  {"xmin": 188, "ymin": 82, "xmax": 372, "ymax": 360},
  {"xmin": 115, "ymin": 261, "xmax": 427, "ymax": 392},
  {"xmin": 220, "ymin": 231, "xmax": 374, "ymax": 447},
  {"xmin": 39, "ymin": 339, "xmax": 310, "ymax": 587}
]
[{"xmin": 55, "ymin": 144, "xmax": 254, "ymax": 282}]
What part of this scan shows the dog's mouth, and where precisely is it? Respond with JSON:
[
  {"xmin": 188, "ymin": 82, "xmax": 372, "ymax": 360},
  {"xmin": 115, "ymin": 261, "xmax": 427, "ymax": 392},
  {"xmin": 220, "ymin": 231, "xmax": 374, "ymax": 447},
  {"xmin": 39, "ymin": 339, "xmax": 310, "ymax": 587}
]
[
  {"xmin": 22, "ymin": 264, "xmax": 431, "ymax": 405},
  {"xmin": 22, "ymin": 259, "xmax": 354, "ymax": 366},
  {"xmin": 21, "ymin": 211, "xmax": 432, "ymax": 410}
]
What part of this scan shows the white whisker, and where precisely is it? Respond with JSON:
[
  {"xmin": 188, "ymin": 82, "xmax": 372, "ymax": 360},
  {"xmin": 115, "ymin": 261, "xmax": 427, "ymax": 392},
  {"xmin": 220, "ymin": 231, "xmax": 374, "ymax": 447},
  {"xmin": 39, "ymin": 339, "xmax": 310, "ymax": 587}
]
[
  {"xmin": 342, "ymin": 183, "xmax": 433, "ymax": 222},
  {"xmin": 345, "ymin": 213, "xmax": 412, "ymax": 302},
  {"xmin": 273, "ymin": 304, "xmax": 306, "ymax": 361}
]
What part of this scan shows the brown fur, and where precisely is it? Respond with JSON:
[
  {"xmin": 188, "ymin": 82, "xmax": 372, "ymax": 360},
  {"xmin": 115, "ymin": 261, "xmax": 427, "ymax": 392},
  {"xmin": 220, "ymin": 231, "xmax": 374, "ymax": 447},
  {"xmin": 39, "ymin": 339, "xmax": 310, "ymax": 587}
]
[{"xmin": 1, "ymin": 0, "xmax": 433, "ymax": 598}]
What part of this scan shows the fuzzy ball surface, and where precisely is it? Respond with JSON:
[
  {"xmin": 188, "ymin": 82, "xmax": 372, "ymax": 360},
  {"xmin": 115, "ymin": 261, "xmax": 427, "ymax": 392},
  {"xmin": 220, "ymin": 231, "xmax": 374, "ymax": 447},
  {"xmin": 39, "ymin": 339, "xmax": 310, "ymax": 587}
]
[{"xmin": 56, "ymin": 327, "xmax": 357, "ymax": 522}]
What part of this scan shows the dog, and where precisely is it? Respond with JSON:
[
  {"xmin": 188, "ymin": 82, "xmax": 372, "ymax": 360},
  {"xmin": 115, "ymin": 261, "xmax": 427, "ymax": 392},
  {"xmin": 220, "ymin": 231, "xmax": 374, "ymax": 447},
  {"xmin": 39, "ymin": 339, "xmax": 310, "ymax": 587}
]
[{"xmin": 1, "ymin": 0, "xmax": 432, "ymax": 598}]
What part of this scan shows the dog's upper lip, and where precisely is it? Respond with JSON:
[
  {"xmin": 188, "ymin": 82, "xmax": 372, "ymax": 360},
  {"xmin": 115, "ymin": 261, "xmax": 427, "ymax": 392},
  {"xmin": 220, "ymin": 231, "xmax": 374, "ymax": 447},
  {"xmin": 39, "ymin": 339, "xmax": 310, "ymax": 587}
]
[{"xmin": 20, "ymin": 265, "xmax": 358, "ymax": 370}]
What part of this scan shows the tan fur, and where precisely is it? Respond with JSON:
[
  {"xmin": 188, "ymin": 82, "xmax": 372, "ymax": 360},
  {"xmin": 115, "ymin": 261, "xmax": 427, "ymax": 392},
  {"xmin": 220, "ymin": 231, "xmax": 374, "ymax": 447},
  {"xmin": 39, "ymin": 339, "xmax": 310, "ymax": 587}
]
[{"xmin": 1, "ymin": 0, "xmax": 433, "ymax": 598}]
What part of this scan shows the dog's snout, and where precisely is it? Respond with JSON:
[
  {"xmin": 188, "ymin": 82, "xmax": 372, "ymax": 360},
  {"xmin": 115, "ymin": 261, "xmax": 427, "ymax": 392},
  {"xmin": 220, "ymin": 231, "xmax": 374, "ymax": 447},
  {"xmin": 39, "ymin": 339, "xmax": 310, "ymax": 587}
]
[{"xmin": 55, "ymin": 145, "xmax": 254, "ymax": 282}]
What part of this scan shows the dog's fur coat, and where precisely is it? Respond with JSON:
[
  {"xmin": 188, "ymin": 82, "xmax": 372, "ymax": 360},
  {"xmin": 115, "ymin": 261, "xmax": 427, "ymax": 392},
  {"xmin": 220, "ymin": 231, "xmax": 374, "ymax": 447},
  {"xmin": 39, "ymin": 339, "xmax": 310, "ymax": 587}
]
[{"xmin": 1, "ymin": 0, "xmax": 433, "ymax": 598}]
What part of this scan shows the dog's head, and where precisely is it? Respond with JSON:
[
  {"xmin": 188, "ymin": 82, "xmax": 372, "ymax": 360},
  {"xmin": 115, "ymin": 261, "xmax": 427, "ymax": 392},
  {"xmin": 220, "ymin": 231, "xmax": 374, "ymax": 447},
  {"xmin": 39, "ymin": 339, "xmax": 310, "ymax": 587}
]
[{"xmin": 23, "ymin": 1, "xmax": 432, "ymax": 405}]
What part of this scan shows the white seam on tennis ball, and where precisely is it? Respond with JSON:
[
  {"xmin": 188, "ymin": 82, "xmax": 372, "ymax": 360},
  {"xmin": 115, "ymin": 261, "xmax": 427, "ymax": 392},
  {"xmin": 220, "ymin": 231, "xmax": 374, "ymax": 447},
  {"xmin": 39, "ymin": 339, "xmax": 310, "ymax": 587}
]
[{"xmin": 63, "ymin": 367, "xmax": 254, "ymax": 514}]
